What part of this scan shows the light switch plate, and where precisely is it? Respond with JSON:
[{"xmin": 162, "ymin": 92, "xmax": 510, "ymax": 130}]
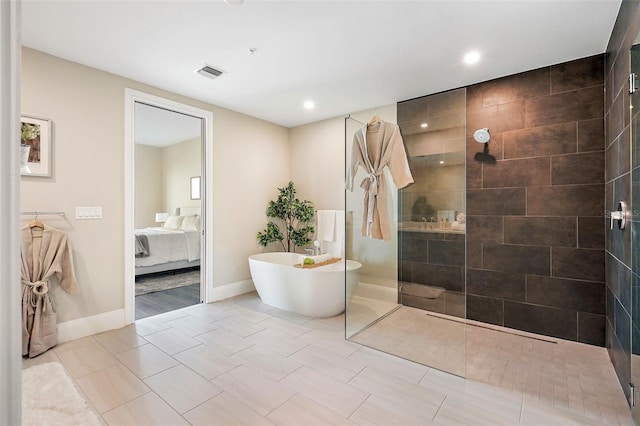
[{"xmin": 75, "ymin": 206, "xmax": 103, "ymax": 219}]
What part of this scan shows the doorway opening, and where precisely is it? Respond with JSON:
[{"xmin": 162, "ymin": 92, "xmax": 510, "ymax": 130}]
[
  {"xmin": 133, "ymin": 102, "xmax": 203, "ymax": 319},
  {"xmin": 124, "ymin": 89, "xmax": 213, "ymax": 324}
]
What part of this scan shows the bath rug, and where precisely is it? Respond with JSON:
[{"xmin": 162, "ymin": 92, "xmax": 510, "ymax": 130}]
[
  {"xmin": 22, "ymin": 361, "xmax": 101, "ymax": 425},
  {"xmin": 135, "ymin": 269, "xmax": 199, "ymax": 295}
]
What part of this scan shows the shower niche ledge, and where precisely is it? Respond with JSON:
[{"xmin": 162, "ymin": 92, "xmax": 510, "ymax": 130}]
[{"xmin": 398, "ymin": 222, "xmax": 464, "ymax": 234}]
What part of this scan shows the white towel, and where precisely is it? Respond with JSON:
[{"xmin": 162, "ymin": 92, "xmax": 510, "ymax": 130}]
[
  {"xmin": 451, "ymin": 222, "xmax": 465, "ymax": 231},
  {"xmin": 335, "ymin": 210, "xmax": 345, "ymax": 258},
  {"xmin": 317, "ymin": 210, "xmax": 336, "ymax": 241}
]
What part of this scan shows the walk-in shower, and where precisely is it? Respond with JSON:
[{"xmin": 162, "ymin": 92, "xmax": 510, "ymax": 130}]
[
  {"xmin": 345, "ymin": 90, "xmax": 467, "ymax": 376},
  {"xmin": 344, "ymin": 55, "xmax": 614, "ymax": 421}
]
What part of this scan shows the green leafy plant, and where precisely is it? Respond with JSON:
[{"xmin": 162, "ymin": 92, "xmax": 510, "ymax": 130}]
[
  {"xmin": 410, "ymin": 196, "xmax": 435, "ymax": 222},
  {"xmin": 21, "ymin": 123, "xmax": 40, "ymax": 141},
  {"xmin": 257, "ymin": 181, "xmax": 315, "ymax": 252}
]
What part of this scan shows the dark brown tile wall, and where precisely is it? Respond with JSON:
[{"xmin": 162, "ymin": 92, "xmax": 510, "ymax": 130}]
[
  {"xmin": 467, "ymin": 294, "xmax": 503, "ymax": 326},
  {"xmin": 503, "ymin": 301, "xmax": 578, "ymax": 341},
  {"xmin": 482, "ymin": 243, "xmax": 550, "ymax": 276},
  {"xmin": 526, "ymin": 185, "xmax": 604, "ymax": 216},
  {"xmin": 578, "ymin": 119, "xmax": 606, "ymax": 152},
  {"xmin": 482, "ymin": 156, "xmax": 550, "ymax": 188},
  {"xmin": 604, "ymin": 0, "xmax": 640, "ymax": 404},
  {"xmin": 527, "ymin": 275, "xmax": 605, "ymax": 314},
  {"xmin": 579, "ymin": 312, "xmax": 607, "ymax": 346},
  {"xmin": 525, "ymin": 86, "xmax": 604, "ymax": 127},
  {"xmin": 466, "ymin": 54, "xmax": 606, "ymax": 347},
  {"xmin": 551, "ymin": 152, "xmax": 604, "ymax": 185},
  {"xmin": 578, "ymin": 217, "xmax": 606, "ymax": 249},
  {"xmin": 550, "ymin": 55, "xmax": 605, "ymax": 93},
  {"xmin": 551, "ymin": 248, "xmax": 605, "ymax": 281},
  {"xmin": 466, "ymin": 269, "xmax": 525, "ymax": 301},
  {"xmin": 467, "ymin": 188, "xmax": 526, "ymax": 215},
  {"xmin": 503, "ymin": 122, "xmax": 576, "ymax": 158},
  {"xmin": 503, "ymin": 217, "xmax": 576, "ymax": 247}
]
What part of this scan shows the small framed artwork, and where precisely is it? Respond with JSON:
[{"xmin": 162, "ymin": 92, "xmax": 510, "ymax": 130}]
[
  {"xmin": 20, "ymin": 115, "xmax": 52, "ymax": 177},
  {"xmin": 190, "ymin": 176, "xmax": 201, "ymax": 200}
]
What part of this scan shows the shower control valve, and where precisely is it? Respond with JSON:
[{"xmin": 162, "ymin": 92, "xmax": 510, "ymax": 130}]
[{"xmin": 610, "ymin": 201, "xmax": 628, "ymax": 230}]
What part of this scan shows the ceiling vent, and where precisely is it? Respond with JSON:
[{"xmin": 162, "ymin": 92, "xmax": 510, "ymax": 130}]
[{"xmin": 196, "ymin": 65, "xmax": 223, "ymax": 80}]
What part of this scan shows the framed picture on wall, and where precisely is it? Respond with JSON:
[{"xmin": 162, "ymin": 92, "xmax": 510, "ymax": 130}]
[
  {"xmin": 20, "ymin": 115, "xmax": 51, "ymax": 177},
  {"xmin": 190, "ymin": 176, "xmax": 201, "ymax": 200}
]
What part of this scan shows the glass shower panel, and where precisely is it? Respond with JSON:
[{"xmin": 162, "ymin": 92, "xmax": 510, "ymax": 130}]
[
  {"xmin": 397, "ymin": 90, "xmax": 466, "ymax": 318},
  {"xmin": 396, "ymin": 88, "xmax": 466, "ymax": 376},
  {"xmin": 630, "ymin": 37, "xmax": 640, "ymax": 421},
  {"xmin": 345, "ymin": 112, "xmax": 401, "ymax": 340},
  {"xmin": 345, "ymin": 89, "xmax": 466, "ymax": 378}
]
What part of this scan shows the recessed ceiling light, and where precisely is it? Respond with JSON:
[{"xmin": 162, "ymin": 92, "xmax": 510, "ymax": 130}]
[
  {"xmin": 303, "ymin": 101, "xmax": 315, "ymax": 110},
  {"xmin": 420, "ymin": 123, "xmax": 428, "ymax": 128},
  {"xmin": 464, "ymin": 51, "xmax": 480, "ymax": 65},
  {"xmin": 224, "ymin": 0, "xmax": 244, "ymax": 5}
]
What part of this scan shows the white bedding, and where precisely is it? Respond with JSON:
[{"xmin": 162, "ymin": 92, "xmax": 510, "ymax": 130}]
[{"xmin": 135, "ymin": 227, "xmax": 200, "ymax": 267}]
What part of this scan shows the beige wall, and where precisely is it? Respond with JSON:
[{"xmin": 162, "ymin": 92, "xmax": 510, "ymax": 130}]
[
  {"xmin": 213, "ymin": 110, "xmax": 291, "ymax": 284},
  {"xmin": 289, "ymin": 117, "xmax": 345, "ymax": 211},
  {"xmin": 135, "ymin": 137, "xmax": 202, "ymax": 228},
  {"xmin": 134, "ymin": 144, "xmax": 163, "ymax": 228},
  {"xmin": 163, "ymin": 137, "xmax": 201, "ymax": 215},
  {"xmin": 21, "ymin": 47, "xmax": 290, "ymax": 323}
]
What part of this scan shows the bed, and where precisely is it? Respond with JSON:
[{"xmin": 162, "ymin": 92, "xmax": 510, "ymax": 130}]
[{"xmin": 134, "ymin": 207, "xmax": 201, "ymax": 276}]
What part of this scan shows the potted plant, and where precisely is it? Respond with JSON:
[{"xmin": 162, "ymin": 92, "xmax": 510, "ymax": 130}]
[
  {"xmin": 410, "ymin": 195, "xmax": 435, "ymax": 222},
  {"xmin": 256, "ymin": 181, "xmax": 314, "ymax": 252}
]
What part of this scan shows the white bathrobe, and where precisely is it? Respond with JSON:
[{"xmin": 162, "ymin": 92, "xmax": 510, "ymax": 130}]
[
  {"xmin": 21, "ymin": 224, "xmax": 78, "ymax": 358},
  {"xmin": 347, "ymin": 121, "xmax": 414, "ymax": 241}
]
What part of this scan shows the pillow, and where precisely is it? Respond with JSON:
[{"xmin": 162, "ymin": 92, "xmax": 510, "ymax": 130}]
[
  {"xmin": 163, "ymin": 215, "xmax": 184, "ymax": 230},
  {"xmin": 181, "ymin": 214, "xmax": 201, "ymax": 232}
]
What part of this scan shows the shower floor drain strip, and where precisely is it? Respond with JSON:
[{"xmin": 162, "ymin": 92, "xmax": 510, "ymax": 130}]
[{"xmin": 422, "ymin": 310, "xmax": 559, "ymax": 344}]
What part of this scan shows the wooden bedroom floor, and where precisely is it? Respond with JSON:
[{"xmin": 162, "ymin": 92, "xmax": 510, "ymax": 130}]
[{"xmin": 135, "ymin": 283, "xmax": 200, "ymax": 320}]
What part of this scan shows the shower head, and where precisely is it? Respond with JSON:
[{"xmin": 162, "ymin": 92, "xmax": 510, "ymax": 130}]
[
  {"xmin": 473, "ymin": 128, "xmax": 491, "ymax": 143},
  {"xmin": 474, "ymin": 144, "xmax": 496, "ymax": 164}
]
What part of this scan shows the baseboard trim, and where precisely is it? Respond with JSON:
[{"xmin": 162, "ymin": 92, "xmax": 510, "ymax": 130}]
[
  {"xmin": 209, "ymin": 279, "xmax": 255, "ymax": 302},
  {"xmin": 56, "ymin": 281, "xmax": 255, "ymax": 342},
  {"xmin": 57, "ymin": 309, "xmax": 125, "ymax": 343}
]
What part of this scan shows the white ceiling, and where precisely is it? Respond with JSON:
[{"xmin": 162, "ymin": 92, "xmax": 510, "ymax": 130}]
[
  {"xmin": 21, "ymin": 0, "xmax": 621, "ymax": 129},
  {"xmin": 134, "ymin": 103, "xmax": 202, "ymax": 147}
]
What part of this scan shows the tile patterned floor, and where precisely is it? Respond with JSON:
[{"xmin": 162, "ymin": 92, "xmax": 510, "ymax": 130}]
[
  {"xmin": 350, "ymin": 306, "xmax": 466, "ymax": 376},
  {"xmin": 351, "ymin": 305, "xmax": 632, "ymax": 425},
  {"xmin": 23, "ymin": 293, "xmax": 632, "ymax": 425}
]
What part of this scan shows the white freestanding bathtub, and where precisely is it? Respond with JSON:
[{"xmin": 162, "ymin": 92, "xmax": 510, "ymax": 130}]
[{"xmin": 248, "ymin": 252, "xmax": 361, "ymax": 318}]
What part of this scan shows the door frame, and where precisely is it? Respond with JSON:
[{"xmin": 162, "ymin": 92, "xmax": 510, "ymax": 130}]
[{"xmin": 123, "ymin": 88, "xmax": 214, "ymax": 324}]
